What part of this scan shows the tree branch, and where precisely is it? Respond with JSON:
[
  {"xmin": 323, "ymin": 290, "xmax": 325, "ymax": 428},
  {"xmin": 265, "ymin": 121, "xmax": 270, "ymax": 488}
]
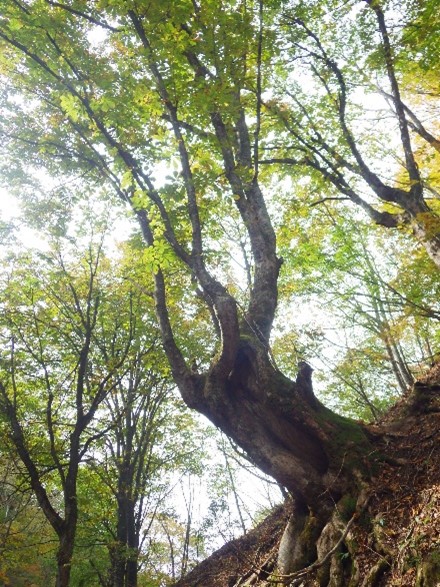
[
  {"xmin": 365, "ymin": 0, "xmax": 422, "ymax": 200},
  {"xmin": 377, "ymin": 87, "xmax": 440, "ymax": 153},
  {"xmin": 44, "ymin": 0, "xmax": 121, "ymax": 32},
  {"xmin": 0, "ymin": 382, "xmax": 65, "ymax": 536}
]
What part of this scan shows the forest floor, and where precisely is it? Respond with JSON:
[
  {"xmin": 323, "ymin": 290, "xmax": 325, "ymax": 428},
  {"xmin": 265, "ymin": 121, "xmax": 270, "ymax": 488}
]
[{"xmin": 173, "ymin": 365, "xmax": 440, "ymax": 587}]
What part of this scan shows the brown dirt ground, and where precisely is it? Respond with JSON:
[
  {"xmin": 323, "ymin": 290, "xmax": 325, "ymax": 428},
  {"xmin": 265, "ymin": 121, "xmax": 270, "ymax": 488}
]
[
  {"xmin": 173, "ymin": 367, "xmax": 440, "ymax": 587},
  {"xmin": 173, "ymin": 503, "xmax": 291, "ymax": 587}
]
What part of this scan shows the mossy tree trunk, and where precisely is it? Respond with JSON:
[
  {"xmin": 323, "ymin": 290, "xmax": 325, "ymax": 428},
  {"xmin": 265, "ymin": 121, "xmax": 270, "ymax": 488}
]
[
  {"xmin": 173, "ymin": 377, "xmax": 440, "ymax": 587},
  {"xmin": 157, "ymin": 331, "xmax": 378, "ymax": 584}
]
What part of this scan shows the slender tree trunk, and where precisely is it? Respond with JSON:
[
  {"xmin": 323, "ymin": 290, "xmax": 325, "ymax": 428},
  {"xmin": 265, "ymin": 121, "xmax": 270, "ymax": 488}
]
[
  {"xmin": 126, "ymin": 498, "xmax": 138, "ymax": 587},
  {"xmin": 384, "ymin": 338, "xmax": 410, "ymax": 394},
  {"xmin": 224, "ymin": 449, "xmax": 247, "ymax": 535},
  {"xmin": 110, "ymin": 469, "xmax": 138, "ymax": 587}
]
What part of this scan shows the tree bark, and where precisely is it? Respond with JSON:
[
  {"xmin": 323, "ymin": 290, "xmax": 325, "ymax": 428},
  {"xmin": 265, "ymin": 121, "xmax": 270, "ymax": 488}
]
[
  {"xmin": 180, "ymin": 338, "xmax": 373, "ymax": 516},
  {"xmin": 56, "ymin": 523, "xmax": 76, "ymax": 587},
  {"xmin": 109, "ymin": 491, "xmax": 138, "ymax": 587}
]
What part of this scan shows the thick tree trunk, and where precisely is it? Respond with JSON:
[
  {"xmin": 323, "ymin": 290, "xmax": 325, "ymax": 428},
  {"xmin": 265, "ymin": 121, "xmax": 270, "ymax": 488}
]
[
  {"xmin": 109, "ymin": 540, "xmax": 126, "ymax": 587},
  {"xmin": 411, "ymin": 217, "xmax": 440, "ymax": 270},
  {"xmin": 56, "ymin": 479, "xmax": 79, "ymax": 587},
  {"xmin": 56, "ymin": 526, "xmax": 76, "ymax": 587},
  {"xmin": 167, "ymin": 334, "xmax": 384, "ymax": 584},
  {"xmin": 174, "ymin": 364, "xmax": 440, "ymax": 587},
  {"xmin": 126, "ymin": 497, "xmax": 138, "ymax": 587},
  {"xmin": 187, "ymin": 337, "xmax": 373, "ymax": 517}
]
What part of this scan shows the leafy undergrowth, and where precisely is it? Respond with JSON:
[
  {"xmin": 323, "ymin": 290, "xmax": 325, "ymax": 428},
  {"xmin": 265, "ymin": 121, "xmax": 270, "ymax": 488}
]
[{"xmin": 173, "ymin": 366, "xmax": 440, "ymax": 587}]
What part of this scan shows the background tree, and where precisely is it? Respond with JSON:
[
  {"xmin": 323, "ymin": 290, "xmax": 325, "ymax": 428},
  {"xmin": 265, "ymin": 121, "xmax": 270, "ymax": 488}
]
[
  {"xmin": 274, "ymin": 207, "xmax": 440, "ymax": 420},
  {"xmin": 94, "ymin": 361, "xmax": 208, "ymax": 587},
  {"xmin": 0, "ymin": 227, "xmax": 158, "ymax": 585}
]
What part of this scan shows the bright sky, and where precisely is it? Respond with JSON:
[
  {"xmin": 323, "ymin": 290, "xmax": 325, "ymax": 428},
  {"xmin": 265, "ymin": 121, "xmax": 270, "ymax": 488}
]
[
  {"xmin": 0, "ymin": 187, "xmax": 50, "ymax": 251},
  {"xmin": 0, "ymin": 187, "xmax": 19, "ymax": 220}
]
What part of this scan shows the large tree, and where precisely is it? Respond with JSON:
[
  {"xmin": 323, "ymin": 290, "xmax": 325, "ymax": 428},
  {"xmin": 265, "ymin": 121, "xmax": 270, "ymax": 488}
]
[{"xmin": 0, "ymin": 0, "xmax": 439, "ymax": 584}]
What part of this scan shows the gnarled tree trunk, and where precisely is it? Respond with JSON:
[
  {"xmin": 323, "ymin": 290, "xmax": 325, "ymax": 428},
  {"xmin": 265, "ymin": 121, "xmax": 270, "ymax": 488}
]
[
  {"xmin": 173, "ymin": 368, "xmax": 440, "ymax": 587},
  {"xmin": 161, "ymin": 333, "xmax": 379, "ymax": 584}
]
